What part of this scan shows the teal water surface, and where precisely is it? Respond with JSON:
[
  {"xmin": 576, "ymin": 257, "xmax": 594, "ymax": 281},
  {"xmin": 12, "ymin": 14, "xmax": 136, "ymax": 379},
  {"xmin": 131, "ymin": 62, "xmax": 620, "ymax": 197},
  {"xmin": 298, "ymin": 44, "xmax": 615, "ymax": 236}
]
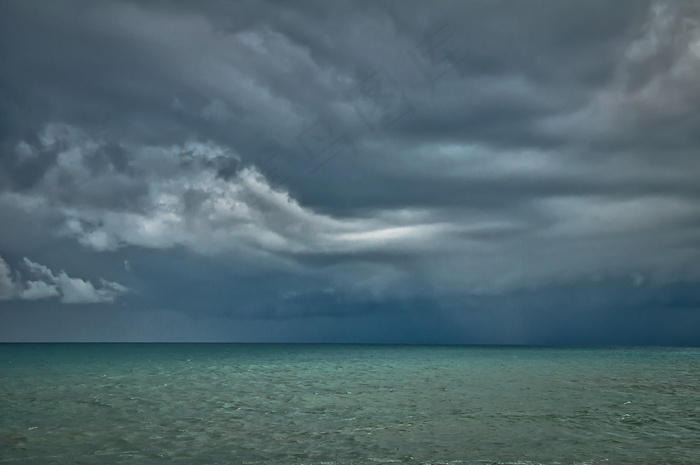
[{"xmin": 1, "ymin": 344, "xmax": 699, "ymax": 464}]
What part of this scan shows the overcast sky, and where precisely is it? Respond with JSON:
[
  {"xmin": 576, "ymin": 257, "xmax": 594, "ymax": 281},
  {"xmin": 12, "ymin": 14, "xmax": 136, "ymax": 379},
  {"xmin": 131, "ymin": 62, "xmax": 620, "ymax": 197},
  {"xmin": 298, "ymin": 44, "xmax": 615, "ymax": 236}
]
[{"xmin": 1, "ymin": 0, "xmax": 700, "ymax": 344}]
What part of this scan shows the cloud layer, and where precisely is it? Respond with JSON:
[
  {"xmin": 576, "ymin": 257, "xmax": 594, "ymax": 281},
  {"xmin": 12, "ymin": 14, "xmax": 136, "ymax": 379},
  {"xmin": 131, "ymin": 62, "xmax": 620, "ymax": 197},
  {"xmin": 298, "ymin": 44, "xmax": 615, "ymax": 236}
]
[{"xmin": 1, "ymin": 0, "xmax": 699, "ymax": 342}]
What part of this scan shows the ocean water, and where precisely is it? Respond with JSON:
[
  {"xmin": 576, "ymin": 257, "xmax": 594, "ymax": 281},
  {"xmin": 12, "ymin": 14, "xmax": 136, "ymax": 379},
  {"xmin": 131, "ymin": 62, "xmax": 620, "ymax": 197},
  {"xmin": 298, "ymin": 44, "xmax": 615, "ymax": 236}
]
[{"xmin": 1, "ymin": 345, "xmax": 699, "ymax": 465}]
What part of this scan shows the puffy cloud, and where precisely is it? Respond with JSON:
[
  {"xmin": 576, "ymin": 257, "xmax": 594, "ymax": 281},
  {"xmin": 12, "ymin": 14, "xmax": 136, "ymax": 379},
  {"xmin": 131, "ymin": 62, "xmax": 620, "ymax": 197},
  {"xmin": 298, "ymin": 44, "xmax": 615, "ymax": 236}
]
[
  {"xmin": 0, "ymin": 255, "xmax": 128, "ymax": 304},
  {"xmin": 20, "ymin": 280, "xmax": 60, "ymax": 301},
  {"xmin": 57, "ymin": 273, "xmax": 127, "ymax": 304}
]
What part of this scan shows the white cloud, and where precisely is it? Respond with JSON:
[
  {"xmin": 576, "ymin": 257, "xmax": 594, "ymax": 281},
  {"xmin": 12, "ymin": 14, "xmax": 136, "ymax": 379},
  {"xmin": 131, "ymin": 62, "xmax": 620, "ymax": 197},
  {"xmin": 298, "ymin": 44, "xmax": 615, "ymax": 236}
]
[
  {"xmin": 23, "ymin": 257, "xmax": 55, "ymax": 280},
  {"xmin": 60, "ymin": 163, "xmax": 452, "ymax": 256},
  {"xmin": 20, "ymin": 280, "xmax": 60, "ymax": 300},
  {"xmin": 0, "ymin": 255, "xmax": 128, "ymax": 304},
  {"xmin": 14, "ymin": 130, "xmax": 447, "ymax": 258},
  {"xmin": 5, "ymin": 124, "xmax": 700, "ymax": 299},
  {"xmin": 57, "ymin": 272, "xmax": 112, "ymax": 304}
]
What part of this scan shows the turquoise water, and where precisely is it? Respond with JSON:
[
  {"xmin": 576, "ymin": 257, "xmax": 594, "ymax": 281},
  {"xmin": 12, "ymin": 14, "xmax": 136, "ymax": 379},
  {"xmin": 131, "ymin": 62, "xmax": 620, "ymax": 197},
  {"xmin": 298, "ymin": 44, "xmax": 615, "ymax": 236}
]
[{"xmin": 1, "ymin": 344, "xmax": 699, "ymax": 465}]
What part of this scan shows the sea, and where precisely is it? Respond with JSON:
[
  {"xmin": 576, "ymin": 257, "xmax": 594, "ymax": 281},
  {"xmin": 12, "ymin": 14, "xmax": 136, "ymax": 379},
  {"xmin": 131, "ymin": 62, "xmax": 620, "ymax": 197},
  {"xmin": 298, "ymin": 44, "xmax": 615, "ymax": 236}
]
[{"xmin": 1, "ymin": 344, "xmax": 699, "ymax": 465}]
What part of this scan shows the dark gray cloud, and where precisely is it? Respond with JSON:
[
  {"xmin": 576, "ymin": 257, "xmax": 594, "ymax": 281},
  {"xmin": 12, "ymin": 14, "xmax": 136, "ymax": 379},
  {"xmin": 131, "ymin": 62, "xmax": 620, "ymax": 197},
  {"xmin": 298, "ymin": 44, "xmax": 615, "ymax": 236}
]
[{"xmin": 1, "ymin": 0, "xmax": 699, "ymax": 343}]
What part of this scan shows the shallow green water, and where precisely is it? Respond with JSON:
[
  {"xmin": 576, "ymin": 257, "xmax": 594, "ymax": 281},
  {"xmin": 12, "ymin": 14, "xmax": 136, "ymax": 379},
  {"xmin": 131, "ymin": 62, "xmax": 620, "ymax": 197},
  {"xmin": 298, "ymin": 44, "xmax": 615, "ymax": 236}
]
[{"xmin": 1, "ymin": 344, "xmax": 699, "ymax": 464}]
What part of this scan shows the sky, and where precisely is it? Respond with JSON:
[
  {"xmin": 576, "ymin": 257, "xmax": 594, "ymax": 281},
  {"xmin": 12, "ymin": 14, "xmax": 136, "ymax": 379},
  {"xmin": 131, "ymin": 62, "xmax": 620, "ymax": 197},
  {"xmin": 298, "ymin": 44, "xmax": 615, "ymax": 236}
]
[{"xmin": 1, "ymin": 0, "xmax": 700, "ymax": 344}]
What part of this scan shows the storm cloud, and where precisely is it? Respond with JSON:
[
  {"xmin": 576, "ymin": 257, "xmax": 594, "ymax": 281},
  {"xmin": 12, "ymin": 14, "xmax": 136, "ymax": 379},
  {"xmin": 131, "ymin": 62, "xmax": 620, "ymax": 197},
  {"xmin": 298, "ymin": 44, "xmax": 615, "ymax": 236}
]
[{"xmin": 1, "ymin": 0, "xmax": 699, "ymax": 343}]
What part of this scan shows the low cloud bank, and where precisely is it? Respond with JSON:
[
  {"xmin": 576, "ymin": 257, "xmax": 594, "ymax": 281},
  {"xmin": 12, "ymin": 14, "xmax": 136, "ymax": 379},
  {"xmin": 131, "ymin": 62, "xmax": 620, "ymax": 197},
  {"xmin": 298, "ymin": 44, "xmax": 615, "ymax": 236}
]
[{"xmin": 0, "ymin": 255, "xmax": 128, "ymax": 304}]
